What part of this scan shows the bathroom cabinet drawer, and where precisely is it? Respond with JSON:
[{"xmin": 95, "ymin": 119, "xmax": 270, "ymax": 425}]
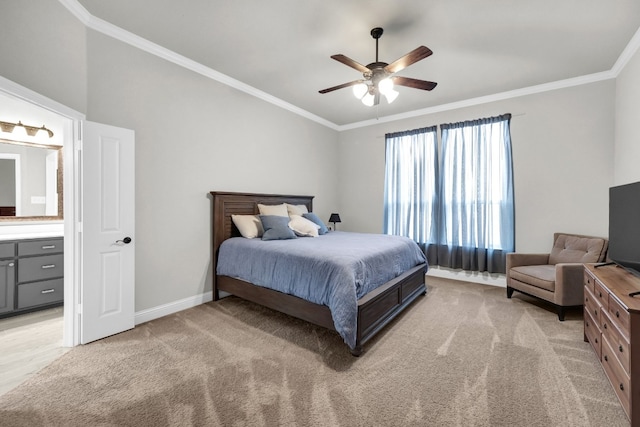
[
  {"xmin": 18, "ymin": 254, "xmax": 64, "ymax": 283},
  {"xmin": 18, "ymin": 238, "xmax": 63, "ymax": 256},
  {"xmin": 0, "ymin": 242, "xmax": 15, "ymax": 259},
  {"xmin": 17, "ymin": 278, "xmax": 63, "ymax": 309}
]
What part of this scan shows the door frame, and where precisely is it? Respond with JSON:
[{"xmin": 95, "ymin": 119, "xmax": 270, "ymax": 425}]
[{"xmin": 0, "ymin": 75, "xmax": 84, "ymax": 347}]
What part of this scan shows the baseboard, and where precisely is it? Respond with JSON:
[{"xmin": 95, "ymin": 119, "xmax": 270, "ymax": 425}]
[
  {"xmin": 134, "ymin": 269, "xmax": 505, "ymax": 325},
  {"xmin": 427, "ymin": 266, "xmax": 506, "ymax": 288},
  {"xmin": 135, "ymin": 291, "xmax": 213, "ymax": 325}
]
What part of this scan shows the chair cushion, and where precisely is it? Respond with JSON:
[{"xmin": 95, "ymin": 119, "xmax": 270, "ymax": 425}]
[
  {"xmin": 510, "ymin": 265, "xmax": 556, "ymax": 292},
  {"xmin": 549, "ymin": 234, "xmax": 606, "ymax": 265}
]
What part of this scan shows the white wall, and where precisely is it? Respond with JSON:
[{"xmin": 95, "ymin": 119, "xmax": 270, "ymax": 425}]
[
  {"xmin": 614, "ymin": 47, "xmax": 640, "ymax": 185},
  {"xmin": 0, "ymin": 1, "xmax": 339, "ymax": 313},
  {"xmin": 0, "ymin": 0, "xmax": 87, "ymax": 113},
  {"xmin": 338, "ymin": 81, "xmax": 615, "ymax": 257},
  {"xmin": 84, "ymin": 31, "xmax": 339, "ymax": 311}
]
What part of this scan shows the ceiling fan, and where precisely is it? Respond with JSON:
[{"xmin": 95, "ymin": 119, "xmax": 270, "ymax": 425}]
[{"xmin": 319, "ymin": 27, "xmax": 437, "ymax": 106}]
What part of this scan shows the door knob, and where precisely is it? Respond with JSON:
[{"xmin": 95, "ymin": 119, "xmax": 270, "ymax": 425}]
[{"xmin": 116, "ymin": 237, "xmax": 132, "ymax": 244}]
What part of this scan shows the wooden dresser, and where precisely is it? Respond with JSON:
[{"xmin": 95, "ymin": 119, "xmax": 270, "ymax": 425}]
[{"xmin": 584, "ymin": 263, "xmax": 640, "ymax": 425}]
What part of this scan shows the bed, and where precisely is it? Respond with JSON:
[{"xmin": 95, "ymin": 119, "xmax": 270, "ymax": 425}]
[{"xmin": 210, "ymin": 191, "xmax": 428, "ymax": 356}]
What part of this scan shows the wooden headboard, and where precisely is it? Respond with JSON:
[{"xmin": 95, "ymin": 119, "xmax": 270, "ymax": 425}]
[{"xmin": 209, "ymin": 191, "xmax": 314, "ymax": 297}]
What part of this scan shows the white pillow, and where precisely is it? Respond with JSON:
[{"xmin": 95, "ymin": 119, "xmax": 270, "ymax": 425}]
[
  {"xmin": 286, "ymin": 203, "xmax": 309, "ymax": 216},
  {"xmin": 288, "ymin": 215, "xmax": 320, "ymax": 237},
  {"xmin": 231, "ymin": 214, "xmax": 264, "ymax": 238},
  {"xmin": 257, "ymin": 203, "xmax": 289, "ymax": 217}
]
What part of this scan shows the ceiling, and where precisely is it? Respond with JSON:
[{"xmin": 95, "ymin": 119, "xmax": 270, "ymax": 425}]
[{"xmin": 75, "ymin": 0, "xmax": 640, "ymax": 128}]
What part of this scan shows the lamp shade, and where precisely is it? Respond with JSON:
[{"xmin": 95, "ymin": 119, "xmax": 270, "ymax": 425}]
[{"xmin": 328, "ymin": 213, "xmax": 341, "ymax": 223}]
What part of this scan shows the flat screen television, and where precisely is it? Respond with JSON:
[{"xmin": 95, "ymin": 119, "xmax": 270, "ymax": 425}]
[{"xmin": 608, "ymin": 181, "xmax": 640, "ymax": 277}]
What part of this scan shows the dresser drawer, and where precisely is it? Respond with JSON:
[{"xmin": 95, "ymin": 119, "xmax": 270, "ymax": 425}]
[
  {"xmin": 17, "ymin": 238, "xmax": 63, "ymax": 256},
  {"xmin": 602, "ymin": 335, "xmax": 631, "ymax": 419},
  {"xmin": 584, "ymin": 270, "xmax": 596, "ymax": 293},
  {"xmin": 607, "ymin": 294, "xmax": 630, "ymax": 337},
  {"xmin": 601, "ymin": 309, "xmax": 630, "ymax": 373},
  {"xmin": 18, "ymin": 254, "xmax": 64, "ymax": 283},
  {"xmin": 593, "ymin": 279, "xmax": 609, "ymax": 309},
  {"xmin": 584, "ymin": 285, "xmax": 601, "ymax": 325},
  {"xmin": 17, "ymin": 278, "xmax": 63, "ymax": 309},
  {"xmin": 584, "ymin": 308, "xmax": 601, "ymax": 359},
  {"xmin": 0, "ymin": 242, "xmax": 15, "ymax": 259}
]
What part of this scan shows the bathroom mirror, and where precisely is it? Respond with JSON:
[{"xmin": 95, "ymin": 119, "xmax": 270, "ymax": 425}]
[{"xmin": 0, "ymin": 139, "xmax": 63, "ymax": 221}]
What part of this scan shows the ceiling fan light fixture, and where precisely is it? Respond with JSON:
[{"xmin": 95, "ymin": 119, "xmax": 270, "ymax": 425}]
[
  {"xmin": 378, "ymin": 77, "xmax": 394, "ymax": 95},
  {"xmin": 352, "ymin": 83, "xmax": 368, "ymax": 99},
  {"xmin": 384, "ymin": 89, "xmax": 399, "ymax": 104},
  {"xmin": 361, "ymin": 92, "xmax": 375, "ymax": 107}
]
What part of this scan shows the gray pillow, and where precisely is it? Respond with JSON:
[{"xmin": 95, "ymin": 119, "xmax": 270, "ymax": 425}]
[
  {"xmin": 303, "ymin": 212, "xmax": 329, "ymax": 235},
  {"xmin": 259, "ymin": 215, "xmax": 297, "ymax": 241}
]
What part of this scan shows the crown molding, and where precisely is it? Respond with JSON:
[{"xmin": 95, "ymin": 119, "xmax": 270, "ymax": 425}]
[
  {"xmin": 611, "ymin": 26, "xmax": 640, "ymax": 76},
  {"xmin": 57, "ymin": 0, "xmax": 339, "ymax": 131},
  {"xmin": 337, "ymin": 70, "xmax": 616, "ymax": 131},
  {"xmin": 59, "ymin": 0, "xmax": 637, "ymax": 133}
]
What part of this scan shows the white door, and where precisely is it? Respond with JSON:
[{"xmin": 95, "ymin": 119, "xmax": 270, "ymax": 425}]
[{"xmin": 81, "ymin": 121, "xmax": 135, "ymax": 344}]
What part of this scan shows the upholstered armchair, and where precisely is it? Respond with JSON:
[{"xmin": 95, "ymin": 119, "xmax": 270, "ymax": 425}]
[{"xmin": 506, "ymin": 233, "xmax": 608, "ymax": 320}]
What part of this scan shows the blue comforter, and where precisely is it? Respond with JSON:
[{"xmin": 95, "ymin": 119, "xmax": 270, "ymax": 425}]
[{"xmin": 216, "ymin": 231, "xmax": 427, "ymax": 349}]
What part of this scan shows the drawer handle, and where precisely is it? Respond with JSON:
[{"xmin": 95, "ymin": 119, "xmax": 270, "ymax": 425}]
[
  {"xmin": 619, "ymin": 345, "xmax": 624, "ymax": 353},
  {"xmin": 620, "ymin": 384, "xmax": 624, "ymax": 391},
  {"xmin": 603, "ymin": 323, "xmax": 607, "ymax": 330},
  {"xmin": 41, "ymin": 245, "xmax": 56, "ymax": 250},
  {"xmin": 41, "ymin": 289, "xmax": 55, "ymax": 294},
  {"xmin": 41, "ymin": 264, "xmax": 56, "ymax": 269},
  {"xmin": 586, "ymin": 321, "xmax": 590, "ymax": 327},
  {"xmin": 8, "ymin": 262, "xmax": 14, "ymax": 267},
  {"xmin": 595, "ymin": 338, "xmax": 598, "ymax": 344},
  {"xmin": 616, "ymin": 311, "xmax": 620, "ymax": 318},
  {"xmin": 599, "ymin": 292, "xmax": 602, "ymax": 298},
  {"xmin": 604, "ymin": 355, "xmax": 608, "ymax": 362}
]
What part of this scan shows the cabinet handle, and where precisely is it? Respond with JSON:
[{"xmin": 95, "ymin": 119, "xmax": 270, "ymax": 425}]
[
  {"xmin": 41, "ymin": 245, "xmax": 56, "ymax": 250},
  {"xmin": 8, "ymin": 262, "xmax": 14, "ymax": 267},
  {"xmin": 586, "ymin": 321, "xmax": 590, "ymax": 327},
  {"xmin": 41, "ymin": 289, "xmax": 55, "ymax": 294},
  {"xmin": 41, "ymin": 264, "xmax": 56, "ymax": 269}
]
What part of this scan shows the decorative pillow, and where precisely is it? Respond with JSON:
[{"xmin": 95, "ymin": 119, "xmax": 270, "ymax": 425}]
[
  {"xmin": 260, "ymin": 215, "xmax": 297, "ymax": 240},
  {"xmin": 257, "ymin": 203, "xmax": 289, "ymax": 217},
  {"xmin": 286, "ymin": 203, "xmax": 309, "ymax": 216},
  {"xmin": 303, "ymin": 212, "xmax": 329, "ymax": 235},
  {"xmin": 289, "ymin": 215, "xmax": 320, "ymax": 237},
  {"xmin": 231, "ymin": 214, "xmax": 263, "ymax": 238}
]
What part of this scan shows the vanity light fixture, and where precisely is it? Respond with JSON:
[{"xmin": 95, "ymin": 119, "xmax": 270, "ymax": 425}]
[{"xmin": 0, "ymin": 120, "xmax": 54, "ymax": 138}]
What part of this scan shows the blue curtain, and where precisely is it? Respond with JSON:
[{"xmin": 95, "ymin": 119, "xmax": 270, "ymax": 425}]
[
  {"xmin": 437, "ymin": 114, "xmax": 514, "ymax": 273},
  {"xmin": 383, "ymin": 126, "xmax": 438, "ymax": 258}
]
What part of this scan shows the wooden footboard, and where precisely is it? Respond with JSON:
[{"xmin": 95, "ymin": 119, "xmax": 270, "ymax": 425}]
[{"xmin": 210, "ymin": 191, "xmax": 427, "ymax": 355}]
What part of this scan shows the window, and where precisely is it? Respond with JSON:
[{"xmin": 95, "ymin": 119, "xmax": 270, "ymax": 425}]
[
  {"xmin": 383, "ymin": 114, "xmax": 514, "ymax": 273},
  {"xmin": 383, "ymin": 126, "xmax": 438, "ymax": 248}
]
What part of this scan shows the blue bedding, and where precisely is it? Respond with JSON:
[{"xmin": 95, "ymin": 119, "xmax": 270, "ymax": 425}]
[{"xmin": 216, "ymin": 231, "xmax": 427, "ymax": 349}]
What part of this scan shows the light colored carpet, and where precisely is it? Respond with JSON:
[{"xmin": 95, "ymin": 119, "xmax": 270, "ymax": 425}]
[{"xmin": 0, "ymin": 277, "xmax": 629, "ymax": 426}]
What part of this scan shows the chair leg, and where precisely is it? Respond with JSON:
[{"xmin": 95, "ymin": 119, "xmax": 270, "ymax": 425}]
[
  {"xmin": 506, "ymin": 286, "xmax": 514, "ymax": 298},
  {"xmin": 557, "ymin": 306, "xmax": 566, "ymax": 321}
]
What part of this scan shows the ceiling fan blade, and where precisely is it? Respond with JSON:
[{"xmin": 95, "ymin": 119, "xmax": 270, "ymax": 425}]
[
  {"xmin": 319, "ymin": 80, "xmax": 364, "ymax": 94},
  {"xmin": 393, "ymin": 76, "xmax": 438, "ymax": 91},
  {"xmin": 331, "ymin": 54, "xmax": 370, "ymax": 73},
  {"xmin": 384, "ymin": 46, "xmax": 433, "ymax": 74}
]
